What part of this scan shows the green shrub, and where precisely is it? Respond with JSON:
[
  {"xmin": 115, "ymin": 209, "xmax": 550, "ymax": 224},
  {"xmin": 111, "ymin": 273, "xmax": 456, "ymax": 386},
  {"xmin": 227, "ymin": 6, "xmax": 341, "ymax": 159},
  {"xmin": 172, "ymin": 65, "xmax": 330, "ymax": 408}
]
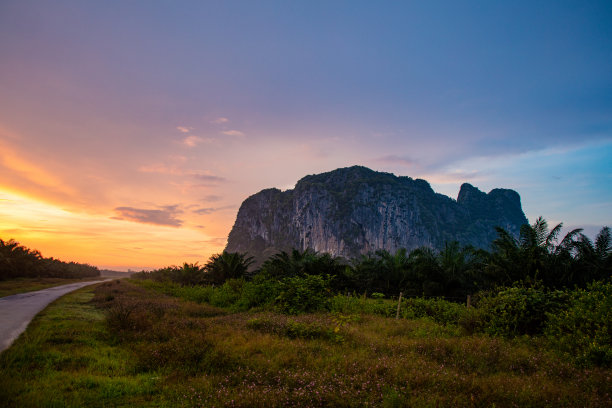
[
  {"xmin": 208, "ymin": 279, "xmax": 243, "ymax": 308},
  {"xmin": 234, "ymin": 278, "xmax": 281, "ymax": 310},
  {"xmin": 176, "ymin": 284, "xmax": 214, "ymax": 303},
  {"xmin": 477, "ymin": 284, "xmax": 568, "ymax": 337},
  {"xmin": 400, "ymin": 297, "xmax": 466, "ymax": 326},
  {"xmin": 458, "ymin": 306, "xmax": 485, "ymax": 334},
  {"xmin": 545, "ymin": 280, "xmax": 612, "ymax": 367},
  {"xmin": 276, "ymin": 275, "xmax": 333, "ymax": 314},
  {"xmin": 329, "ymin": 294, "xmax": 368, "ymax": 314}
]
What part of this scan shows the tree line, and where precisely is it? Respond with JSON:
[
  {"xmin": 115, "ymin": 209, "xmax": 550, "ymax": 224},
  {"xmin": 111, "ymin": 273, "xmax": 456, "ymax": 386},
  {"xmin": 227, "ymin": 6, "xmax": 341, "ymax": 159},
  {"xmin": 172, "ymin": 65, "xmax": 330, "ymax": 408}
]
[
  {"xmin": 136, "ymin": 217, "xmax": 611, "ymax": 297},
  {"xmin": 0, "ymin": 238, "xmax": 100, "ymax": 280}
]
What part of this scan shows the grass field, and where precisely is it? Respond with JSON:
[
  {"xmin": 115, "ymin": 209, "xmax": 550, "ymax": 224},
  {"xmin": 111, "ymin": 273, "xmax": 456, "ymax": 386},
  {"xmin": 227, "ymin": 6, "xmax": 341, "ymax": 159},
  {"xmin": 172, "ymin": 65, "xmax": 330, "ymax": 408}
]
[
  {"xmin": 0, "ymin": 280, "xmax": 610, "ymax": 407},
  {"xmin": 0, "ymin": 277, "xmax": 105, "ymax": 298}
]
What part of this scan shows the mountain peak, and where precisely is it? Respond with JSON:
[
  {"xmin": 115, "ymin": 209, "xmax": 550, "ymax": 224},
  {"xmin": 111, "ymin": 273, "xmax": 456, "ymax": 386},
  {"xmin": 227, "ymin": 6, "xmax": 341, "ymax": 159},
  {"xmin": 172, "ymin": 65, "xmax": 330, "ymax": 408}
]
[{"xmin": 457, "ymin": 183, "xmax": 485, "ymax": 203}]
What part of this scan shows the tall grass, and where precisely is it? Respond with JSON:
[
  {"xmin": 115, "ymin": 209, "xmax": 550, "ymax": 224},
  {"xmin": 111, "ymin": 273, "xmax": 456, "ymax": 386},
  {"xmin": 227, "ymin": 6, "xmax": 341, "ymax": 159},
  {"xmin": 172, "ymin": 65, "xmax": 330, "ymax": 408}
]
[{"xmin": 3, "ymin": 280, "xmax": 609, "ymax": 407}]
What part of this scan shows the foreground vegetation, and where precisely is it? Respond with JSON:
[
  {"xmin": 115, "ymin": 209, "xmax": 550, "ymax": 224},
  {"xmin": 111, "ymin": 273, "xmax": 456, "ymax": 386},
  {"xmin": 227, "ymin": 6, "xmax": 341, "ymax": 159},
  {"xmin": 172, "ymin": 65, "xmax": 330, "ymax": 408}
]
[
  {"xmin": 0, "ymin": 238, "xmax": 99, "ymax": 280},
  {"xmin": 1, "ymin": 217, "xmax": 609, "ymax": 406},
  {"xmin": 1, "ymin": 280, "xmax": 610, "ymax": 407},
  {"xmin": 132, "ymin": 217, "xmax": 611, "ymax": 369}
]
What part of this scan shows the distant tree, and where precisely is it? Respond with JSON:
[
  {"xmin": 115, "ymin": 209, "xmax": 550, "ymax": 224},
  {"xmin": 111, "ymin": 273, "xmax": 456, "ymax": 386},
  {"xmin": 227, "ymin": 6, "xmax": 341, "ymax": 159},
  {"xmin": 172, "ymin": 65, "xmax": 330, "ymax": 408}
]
[
  {"xmin": 204, "ymin": 251, "xmax": 254, "ymax": 285},
  {"xmin": 486, "ymin": 217, "xmax": 595, "ymax": 287},
  {"xmin": 573, "ymin": 227, "xmax": 611, "ymax": 285},
  {"xmin": 169, "ymin": 262, "xmax": 206, "ymax": 286},
  {"xmin": 259, "ymin": 248, "xmax": 343, "ymax": 280},
  {"xmin": 378, "ymin": 248, "xmax": 411, "ymax": 294},
  {"xmin": 0, "ymin": 238, "xmax": 99, "ymax": 280},
  {"xmin": 349, "ymin": 252, "xmax": 383, "ymax": 293}
]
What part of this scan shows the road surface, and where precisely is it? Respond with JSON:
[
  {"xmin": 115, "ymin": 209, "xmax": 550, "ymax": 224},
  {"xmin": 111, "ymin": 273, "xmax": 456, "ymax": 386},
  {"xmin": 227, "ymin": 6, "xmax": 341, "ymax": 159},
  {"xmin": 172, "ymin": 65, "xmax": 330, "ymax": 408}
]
[{"xmin": 0, "ymin": 280, "xmax": 108, "ymax": 352}]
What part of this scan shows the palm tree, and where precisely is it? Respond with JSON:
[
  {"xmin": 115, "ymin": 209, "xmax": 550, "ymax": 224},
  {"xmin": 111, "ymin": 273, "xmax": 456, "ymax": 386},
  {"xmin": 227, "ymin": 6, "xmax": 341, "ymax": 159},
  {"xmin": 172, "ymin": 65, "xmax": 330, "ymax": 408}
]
[
  {"xmin": 407, "ymin": 246, "xmax": 442, "ymax": 296},
  {"xmin": 259, "ymin": 248, "xmax": 343, "ymax": 280},
  {"xmin": 488, "ymin": 217, "xmax": 586, "ymax": 287},
  {"xmin": 437, "ymin": 242, "xmax": 484, "ymax": 297},
  {"xmin": 204, "ymin": 251, "xmax": 254, "ymax": 285},
  {"xmin": 377, "ymin": 248, "xmax": 411, "ymax": 294},
  {"xmin": 574, "ymin": 227, "xmax": 611, "ymax": 285}
]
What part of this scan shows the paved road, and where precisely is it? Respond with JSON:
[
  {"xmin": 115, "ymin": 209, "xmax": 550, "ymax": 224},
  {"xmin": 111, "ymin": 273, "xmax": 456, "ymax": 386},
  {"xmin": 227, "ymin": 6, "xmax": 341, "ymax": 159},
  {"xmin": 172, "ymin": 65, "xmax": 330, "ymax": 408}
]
[{"xmin": 0, "ymin": 280, "xmax": 109, "ymax": 352}]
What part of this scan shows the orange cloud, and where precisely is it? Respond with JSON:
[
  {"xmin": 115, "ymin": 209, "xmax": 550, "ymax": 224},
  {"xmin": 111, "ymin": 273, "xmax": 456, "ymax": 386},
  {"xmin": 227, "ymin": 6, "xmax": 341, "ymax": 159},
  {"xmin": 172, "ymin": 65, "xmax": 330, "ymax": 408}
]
[
  {"xmin": 0, "ymin": 190, "xmax": 226, "ymax": 270},
  {"xmin": 0, "ymin": 139, "xmax": 78, "ymax": 206},
  {"xmin": 221, "ymin": 130, "xmax": 245, "ymax": 137},
  {"xmin": 176, "ymin": 126, "xmax": 193, "ymax": 133},
  {"xmin": 113, "ymin": 205, "xmax": 183, "ymax": 227},
  {"xmin": 182, "ymin": 135, "xmax": 214, "ymax": 147}
]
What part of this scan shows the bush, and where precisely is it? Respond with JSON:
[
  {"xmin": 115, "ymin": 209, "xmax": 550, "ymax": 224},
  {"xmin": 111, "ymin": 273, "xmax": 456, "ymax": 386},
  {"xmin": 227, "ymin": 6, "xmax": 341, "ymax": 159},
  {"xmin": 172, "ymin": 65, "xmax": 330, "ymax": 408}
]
[
  {"xmin": 234, "ymin": 277, "xmax": 281, "ymax": 311},
  {"xmin": 208, "ymin": 279, "xmax": 243, "ymax": 308},
  {"xmin": 400, "ymin": 297, "xmax": 466, "ymax": 326},
  {"xmin": 545, "ymin": 280, "xmax": 612, "ymax": 367},
  {"xmin": 106, "ymin": 300, "xmax": 139, "ymax": 332},
  {"xmin": 477, "ymin": 284, "xmax": 568, "ymax": 337},
  {"xmin": 276, "ymin": 275, "xmax": 333, "ymax": 314},
  {"xmin": 458, "ymin": 307, "xmax": 486, "ymax": 334}
]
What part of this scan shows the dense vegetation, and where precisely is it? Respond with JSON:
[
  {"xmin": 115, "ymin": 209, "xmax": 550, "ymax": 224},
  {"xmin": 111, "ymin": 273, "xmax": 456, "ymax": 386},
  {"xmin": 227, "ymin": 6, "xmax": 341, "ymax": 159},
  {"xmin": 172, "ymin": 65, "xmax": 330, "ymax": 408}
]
[
  {"xmin": 138, "ymin": 217, "xmax": 610, "ymax": 298},
  {"xmin": 133, "ymin": 217, "xmax": 611, "ymax": 368},
  {"xmin": 0, "ymin": 238, "xmax": 99, "ymax": 280},
  {"xmin": 1, "ymin": 217, "xmax": 608, "ymax": 406},
  {"xmin": 3, "ymin": 281, "xmax": 609, "ymax": 407}
]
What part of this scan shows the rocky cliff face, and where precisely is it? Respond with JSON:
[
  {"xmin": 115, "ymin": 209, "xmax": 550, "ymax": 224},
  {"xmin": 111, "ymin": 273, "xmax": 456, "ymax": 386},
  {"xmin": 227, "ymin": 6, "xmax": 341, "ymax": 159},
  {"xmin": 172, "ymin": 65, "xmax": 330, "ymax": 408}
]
[{"xmin": 225, "ymin": 166, "xmax": 528, "ymax": 261}]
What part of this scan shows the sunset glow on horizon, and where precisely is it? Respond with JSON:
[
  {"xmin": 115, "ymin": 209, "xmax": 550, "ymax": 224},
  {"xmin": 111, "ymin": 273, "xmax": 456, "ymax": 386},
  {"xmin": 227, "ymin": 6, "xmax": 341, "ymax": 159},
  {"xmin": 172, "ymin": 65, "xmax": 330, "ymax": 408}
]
[{"xmin": 1, "ymin": 1, "xmax": 610, "ymax": 270}]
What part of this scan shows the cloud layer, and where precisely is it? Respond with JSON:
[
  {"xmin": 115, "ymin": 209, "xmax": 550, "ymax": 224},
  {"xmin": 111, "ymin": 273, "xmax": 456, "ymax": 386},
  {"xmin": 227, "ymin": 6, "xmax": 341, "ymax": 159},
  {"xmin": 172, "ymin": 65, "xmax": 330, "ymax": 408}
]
[{"xmin": 113, "ymin": 206, "xmax": 183, "ymax": 227}]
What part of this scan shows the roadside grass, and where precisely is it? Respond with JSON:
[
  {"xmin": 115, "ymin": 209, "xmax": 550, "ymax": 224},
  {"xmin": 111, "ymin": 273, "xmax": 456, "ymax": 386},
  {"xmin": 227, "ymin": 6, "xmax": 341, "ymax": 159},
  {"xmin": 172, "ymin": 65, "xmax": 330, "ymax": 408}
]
[
  {"xmin": 2, "ymin": 279, "xmax": 610, "ymax": 407},
  {"xmin": 0, "ymin": 277, "xmax": 105, "ymax": 298},
  {"xmin": 0, "ymin": 284, "xmax": 166, "ymax": 407}
]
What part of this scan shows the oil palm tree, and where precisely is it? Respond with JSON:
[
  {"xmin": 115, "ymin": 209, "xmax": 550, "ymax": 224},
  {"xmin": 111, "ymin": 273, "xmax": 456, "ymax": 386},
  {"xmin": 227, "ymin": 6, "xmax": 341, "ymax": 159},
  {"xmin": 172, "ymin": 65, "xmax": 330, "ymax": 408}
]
[
  {"xmin": 204, "ymin": 251, "xmax": 254, "ymax": 284},
  {"xmin": 488, "ymin": 217, "xmax": 584, "ymax": 286},
  {"xmin": 574, "ymin": 227, "xmax": 611, "ymax": 284}
]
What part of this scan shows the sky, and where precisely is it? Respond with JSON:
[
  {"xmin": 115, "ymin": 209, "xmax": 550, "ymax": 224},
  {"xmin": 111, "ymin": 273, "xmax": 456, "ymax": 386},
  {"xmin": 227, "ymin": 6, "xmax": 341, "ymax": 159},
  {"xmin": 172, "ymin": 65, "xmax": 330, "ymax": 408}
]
[{"xmin": 0, "ymin": 1, "xmax": 610, "ymax": 271}]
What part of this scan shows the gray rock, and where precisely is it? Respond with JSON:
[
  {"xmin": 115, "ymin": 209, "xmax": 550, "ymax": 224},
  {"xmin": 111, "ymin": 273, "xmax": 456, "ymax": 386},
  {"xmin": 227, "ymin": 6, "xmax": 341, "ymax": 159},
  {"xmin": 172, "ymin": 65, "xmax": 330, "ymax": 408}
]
[{"xmin": 226, "ymin": 166, "xmax": 527, "ymax": 262}]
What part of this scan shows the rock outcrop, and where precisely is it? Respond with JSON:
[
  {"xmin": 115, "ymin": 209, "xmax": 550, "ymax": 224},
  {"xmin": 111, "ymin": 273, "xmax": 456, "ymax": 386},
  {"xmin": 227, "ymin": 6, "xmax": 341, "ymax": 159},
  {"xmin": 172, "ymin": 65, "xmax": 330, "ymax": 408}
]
[{"xmin": 225, "ymin": 166, "xmax": 527, "ymax": 261}]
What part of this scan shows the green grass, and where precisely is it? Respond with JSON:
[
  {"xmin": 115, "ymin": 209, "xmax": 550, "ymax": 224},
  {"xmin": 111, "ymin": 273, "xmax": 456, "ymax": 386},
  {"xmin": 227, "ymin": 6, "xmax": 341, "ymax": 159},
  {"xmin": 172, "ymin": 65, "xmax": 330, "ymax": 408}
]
[
  {"xmin": 0, "ymin": 277, "xmax": 104, "ymax": 298},
  {"xmin": 0, "ymin": 284, "xmax": 166, "ymax": 407},
  {"xmin": 1, "ymin": 280, "xmax": 610, "ymax": 407}
]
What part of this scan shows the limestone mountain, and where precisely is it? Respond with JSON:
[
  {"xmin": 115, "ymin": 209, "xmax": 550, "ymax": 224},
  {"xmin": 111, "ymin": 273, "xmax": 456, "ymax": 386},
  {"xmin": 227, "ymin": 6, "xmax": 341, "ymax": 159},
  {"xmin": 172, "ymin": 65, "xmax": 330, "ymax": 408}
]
[{"xmin": 225, "ymin": 166, "xmax": 528, "ymax": 262}]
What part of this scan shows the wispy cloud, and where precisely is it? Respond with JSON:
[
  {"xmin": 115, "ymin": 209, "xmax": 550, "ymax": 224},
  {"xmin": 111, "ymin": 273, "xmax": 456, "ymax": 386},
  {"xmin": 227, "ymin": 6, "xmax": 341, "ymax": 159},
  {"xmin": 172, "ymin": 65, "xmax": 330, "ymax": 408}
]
[
  {"xmin": 201, "ymin": 195, "xmax": 222, "ymax": 202},
  {"xmin": 192, "ymin": 205, "xmax": 235, "ymax": 215},
  {"xmin": 113, "ymin": 205, "xmax": 183, "ymax": 227},
  {"xmin": 176, "ymin": 126, "xmax": 193, "ymax": 133},
  {"xmin": 212, "ymin": 117, "xmax": 229, "ymax": 124},
  {"xmin": 375, "ymin": 155, "xmax": 417, "ymax": 167},
  {"xmin": 420, "ymin": 170, "xmax": 482, "ymax": 184},
  {"xmin": 221, "ymin": 130, "xmax": 245, "ymax": 137},
  {"xmin": 182, "ymin": 135, "xmax": 214, "ymax": 147},
  {"xmin": 138, "ymin": 164, "xmax": 225, "ymax": 184},
  {"xmin": 192, "ymin": 173, "xmax": 226, "ymax": 183},
  {"xmin": 138, "ymin": 164, "xmax": 183, "ymax": 175},
  {"xmin": 0, "ymin": 139, "xmax": 77, "ymax": 203}
]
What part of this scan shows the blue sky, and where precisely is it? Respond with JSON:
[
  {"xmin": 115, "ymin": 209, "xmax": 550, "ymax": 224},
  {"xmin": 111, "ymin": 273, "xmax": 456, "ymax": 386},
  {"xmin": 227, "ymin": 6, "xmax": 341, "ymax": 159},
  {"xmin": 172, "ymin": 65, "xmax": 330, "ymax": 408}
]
[{"xmin": 0, "ymin": 0, "xmax": 610, "ymax": 268}]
